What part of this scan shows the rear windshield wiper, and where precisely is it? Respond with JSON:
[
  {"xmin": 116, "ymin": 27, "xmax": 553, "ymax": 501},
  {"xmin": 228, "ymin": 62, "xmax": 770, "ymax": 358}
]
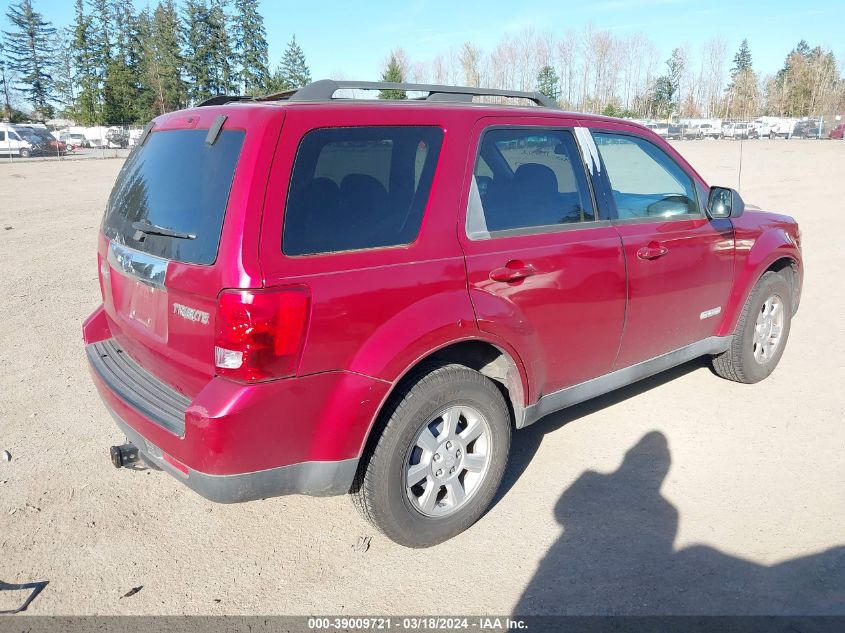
[{"xmin": 131, "ymin": 220, "xmax": 196, "ymax": 240}]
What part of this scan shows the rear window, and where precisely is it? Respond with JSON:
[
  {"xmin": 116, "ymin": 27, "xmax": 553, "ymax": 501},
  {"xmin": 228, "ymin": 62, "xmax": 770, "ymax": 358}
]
[
  {"xmin": 103, "ymin": 129, "xmax": 244, "ymax": 265},
  {"xmin": 282, "ymin": 126, "xmax": 444, "ymax": 256}
]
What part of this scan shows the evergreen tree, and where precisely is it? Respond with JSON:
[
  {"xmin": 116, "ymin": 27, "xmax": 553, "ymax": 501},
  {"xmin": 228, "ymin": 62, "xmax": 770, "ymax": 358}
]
[
  {"xmin": 208, "ymin": 0, "xmax": 236, "ymax": 94},
  {"xmin": 379, "ymin": 52, "xmax": 406, "ymax": 99},
  {"xmin": 3, "ymin": 0, "xmax": 55, "ymax": 116},
  {"xmin": 89, "ymin": 0, "xmax": 113, "ymax": 114},
  {"xmin": 71, "ymin": 0, "xmax": 98, "ymax": 124},
  {"xmin": 232, "ymin": 0, "xmax": 269, "ymax": 95},
  {"xmin": 52, "ymin": 27, "xmax": 75, "ymax": 114},
  {"xmin": 536, "ymin": 65, "xmax": 560, "ymax": 101},
  {"xmin": 271, "ymin": 35, "xmax": 311, "ymax": 91},
  {"xmin": 725, "ymin": 39, "xmax": 759, "ymax": 120},
  {"xmin": 652, "ymin": 48, "xmax": 684, "ymax": 118},
  {"xmin": 103, "ymin": 0, "xmax": 141, "ymax": 123},
  {"xmin": 731, "ymin": 39, "xmax": 752, "ymax": 77},
  {"xmin": 769, "ymin": 41, "xmax": 839, "ymax": 116},
  {"xmin": 1, "ymin": 39, "xmax": 13, "ymax": 119},
  {"xmin": 140, "ymin": 0, "xmax": 186, "ymax": 116},
  {"xmin": 183, "ymin": 0, "xmax": 214, "ymax": 103},
  {"xmin": 652, "ymin": 75, "xmax": 675, "ymax": 117}
]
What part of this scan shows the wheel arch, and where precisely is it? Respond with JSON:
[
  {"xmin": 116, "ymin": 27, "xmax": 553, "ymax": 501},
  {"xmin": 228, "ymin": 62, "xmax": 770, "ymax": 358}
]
[
  {"xmin": 718, "ymin": 244, "xmax": 801, "ymax": 337},
  {"xmin": 356, "ymin": 337, "xmax": 530, "ymax": 459}
]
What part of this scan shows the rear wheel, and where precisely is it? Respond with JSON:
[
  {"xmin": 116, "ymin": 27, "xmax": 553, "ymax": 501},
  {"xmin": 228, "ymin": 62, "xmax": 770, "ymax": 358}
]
[
  {"xmin": 712, "ymin": 272, "xmax": 792, "ymax": 383},
  {"xmin": 351, "ymin": 363, "xmax": 511, "ymax": 548}
]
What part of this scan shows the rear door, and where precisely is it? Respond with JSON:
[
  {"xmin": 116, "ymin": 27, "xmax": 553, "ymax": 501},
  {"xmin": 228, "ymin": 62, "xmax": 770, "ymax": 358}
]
[
  {"xmin": 98, "ymin": 108, "xmax": 282, "ymax": 396},
  {"xmin": 583, "ymin": 122, "xmax": 734, "ymax": 368},
  {"xmin": 459, "ymin": 117, "xmax": 626, "ymax": 399}
]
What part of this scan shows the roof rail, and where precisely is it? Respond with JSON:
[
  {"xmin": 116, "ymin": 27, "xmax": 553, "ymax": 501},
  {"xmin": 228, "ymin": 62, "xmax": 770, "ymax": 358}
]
[
  {"xmin": 284, "ymin": 79, "xmax": 558, "ymax": 108},
  {"xmin": 197, "ymin": 94, "xmax": 254, "ymax": 107},
  {"xmin": 197, "ymin": 79, "xmax": 559, "ymax": 109}
]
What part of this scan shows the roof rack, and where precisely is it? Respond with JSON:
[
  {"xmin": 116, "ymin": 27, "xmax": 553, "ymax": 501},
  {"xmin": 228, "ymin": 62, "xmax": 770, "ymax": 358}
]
[{"xmin": 198, "ymin": 79, "xmax": 558, "ymax": 109}]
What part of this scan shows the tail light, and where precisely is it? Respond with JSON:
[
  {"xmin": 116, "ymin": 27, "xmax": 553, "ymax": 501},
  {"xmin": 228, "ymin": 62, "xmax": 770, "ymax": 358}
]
[{"xmin": 214, "ymin": 287, "xmax": 310, "ymax": 383}]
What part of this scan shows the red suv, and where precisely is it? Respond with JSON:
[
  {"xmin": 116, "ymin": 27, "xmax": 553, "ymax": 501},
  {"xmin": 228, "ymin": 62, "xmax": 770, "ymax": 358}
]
[{"xmin": 83, "ymin": 80, "xmax": 803, "ymax": 547}]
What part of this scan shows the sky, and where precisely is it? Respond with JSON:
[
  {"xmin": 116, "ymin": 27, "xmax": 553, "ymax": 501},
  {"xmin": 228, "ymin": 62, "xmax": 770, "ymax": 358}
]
[{"xmin": 16, "ymin": 0, "xmax": 845, "ymax": 81}]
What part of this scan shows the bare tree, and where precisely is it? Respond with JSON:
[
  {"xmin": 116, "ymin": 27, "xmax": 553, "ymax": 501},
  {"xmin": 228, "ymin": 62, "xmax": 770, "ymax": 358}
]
[
  {"xmin": 555, "ymin": 29, "xmax": 578, "ymax": 108},
  {"xmin": 459, "ymin": 42, "xmax": 482, "ymax": 87}
]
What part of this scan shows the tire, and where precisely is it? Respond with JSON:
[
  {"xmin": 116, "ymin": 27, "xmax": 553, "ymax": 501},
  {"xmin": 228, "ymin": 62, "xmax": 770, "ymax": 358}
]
[
  {"xmin": 712, "ymin": 272, "xmax": 793, "ymax": 384},
  {"xmin": 19, "ymin": 148, "xmax": 30, "ymax": 158},
  {"xmin": 351, "ymin": 362, "xmax": 511, "ymax": 548}
]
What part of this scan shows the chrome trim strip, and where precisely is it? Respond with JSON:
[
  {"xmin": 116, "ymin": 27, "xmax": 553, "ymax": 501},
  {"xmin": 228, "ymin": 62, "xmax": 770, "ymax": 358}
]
[
  {"xmin": 107, "ymin": 241, "xmax": 168, "ymax": 289},
  {"xmin": 518, "ymin": 336, "xmax": 733, "ymax": 428},
  {"xmin": 574, "ymin": 126, "xmax": 601, "ymax": 176}
]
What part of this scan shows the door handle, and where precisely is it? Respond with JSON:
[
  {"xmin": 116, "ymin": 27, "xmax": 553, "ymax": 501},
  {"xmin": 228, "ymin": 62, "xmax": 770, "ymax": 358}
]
[
  {"xmin": 636, "ymin": 242, "xmax": 669, "ymax": 260},
  {"xmin": 490, "ymin": 262, "xmax": 537, "ymax": 283}
]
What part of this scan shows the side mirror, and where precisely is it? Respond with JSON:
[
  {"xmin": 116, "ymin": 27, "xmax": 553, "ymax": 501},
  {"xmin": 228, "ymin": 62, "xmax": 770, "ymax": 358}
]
[{"xmin": 707, "ymin": 186, "xmax": 745, "ymax": 219}]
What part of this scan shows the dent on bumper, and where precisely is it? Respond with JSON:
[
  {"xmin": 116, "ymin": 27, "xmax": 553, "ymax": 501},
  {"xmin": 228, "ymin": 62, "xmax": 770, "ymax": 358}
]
[{"xmin": 111, "ymin": 410, "xmax": 359, "ymax": 501}]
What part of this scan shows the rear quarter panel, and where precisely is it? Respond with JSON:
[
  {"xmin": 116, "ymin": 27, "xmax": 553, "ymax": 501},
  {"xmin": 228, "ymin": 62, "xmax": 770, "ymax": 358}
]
[{"xmin": 259, "ymin": 105, "xmax": 515, "ymax": 387}]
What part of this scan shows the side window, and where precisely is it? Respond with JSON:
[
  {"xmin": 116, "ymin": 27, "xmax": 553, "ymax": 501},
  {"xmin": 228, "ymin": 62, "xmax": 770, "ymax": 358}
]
[
  {"xmin": 0, "ymin": 132, "xmax": 5, "ymax": 141},
  {"xmin": 467, "ymin": 128, "xmax": 595, "ymax": 239},
  {"xmin": 283, "ymin": 126, "xmax": 443, "ymax": 256},
  {"xmin": 592, "ymin": 132, "xmax": 701, "ymax": 220}
]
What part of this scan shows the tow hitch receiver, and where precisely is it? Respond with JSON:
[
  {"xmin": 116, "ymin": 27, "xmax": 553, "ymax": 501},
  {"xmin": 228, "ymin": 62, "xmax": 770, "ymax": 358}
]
[{"xmin": 110, "ymin": 443, "xmax": 140, "ymax": 468}]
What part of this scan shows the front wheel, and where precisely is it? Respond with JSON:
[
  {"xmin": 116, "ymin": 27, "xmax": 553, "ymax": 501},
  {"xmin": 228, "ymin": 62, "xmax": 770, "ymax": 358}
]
[
  {"xmin": 19, "ymin": 148, "xmax": 30, "ymax": 158},
  {"xmin": 351, "ymin": 363, "xmax": 511, "ymax": 548},
  {"xmin": 712, "ymin": 272, "xmax": 793, "ymax": 383}
]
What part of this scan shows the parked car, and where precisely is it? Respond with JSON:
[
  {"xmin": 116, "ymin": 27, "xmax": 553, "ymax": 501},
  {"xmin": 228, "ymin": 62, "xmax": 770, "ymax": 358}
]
[
  {"xmin": 698, "ymin": 122, "xmax": 722, "ymax": 139},
  {"xmin": 680, "ymin": 123, "xmax": 702, "ymax": 140},
  {"xmin": 59, "ymin": 131, "xmax": 87, "ymax": 149},
  {"xmin": 828, "ymin": 123, "xmax": 845, "ymax": 140},
  {"xmin": 792, "ymin": 120, "xmax": 821, "ymax": 139},
  {"xmin": 16, "ymin": 126, "xmax": 67, "ymax": 155},
  {"xmin": 724, "ymin": 122, "xmax": 751, "ymax": 139},
  {"xmin": 751, "ymin": 120, "xmax": 772, "ymax": 139},
  {"xmin": 0, "ymin": 123, "xmax": 36, "ymax": 157},
  {"xmin": 666, "ymin": 123, "xmax": 683, "ymax": 139},
  {"xmin": 769, "ymin": 119, "xmax": 797, "ymax": 139},
  {"xmin": 83, "ymin": 79, "xmax": 803, "ymax": 547},
  {"xmin": 645, "ymin": 122, "xmax": 670, "ymax": 138}
]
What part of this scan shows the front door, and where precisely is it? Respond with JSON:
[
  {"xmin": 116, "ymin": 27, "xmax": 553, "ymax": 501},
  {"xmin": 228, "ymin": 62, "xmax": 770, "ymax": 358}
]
[
  {"xmin": 586, "ymin": 125, "xmax": 735, "ymax": 368},
  {"xmin": 459, "ymin": 119, "xmax": 627, "ymax": 400}
]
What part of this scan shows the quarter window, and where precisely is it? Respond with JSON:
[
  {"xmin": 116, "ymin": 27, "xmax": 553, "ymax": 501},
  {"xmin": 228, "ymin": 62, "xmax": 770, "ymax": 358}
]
[
  {"xmin": 592, "ymin": 132, "xmax": 700, "ymax": 220},
  {"xmin": 467, "ymin": 128, "xmax": 595, "ymax": 239},
  {"xmin": 282, "ymin": 126, "xmax": 444, "ymax": 256}
]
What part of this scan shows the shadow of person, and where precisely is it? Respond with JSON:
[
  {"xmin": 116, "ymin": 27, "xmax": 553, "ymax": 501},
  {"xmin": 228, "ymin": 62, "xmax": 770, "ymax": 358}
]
[{"xmin": 514, "ymin": 431, "xmax": 845, "ymax": 615}]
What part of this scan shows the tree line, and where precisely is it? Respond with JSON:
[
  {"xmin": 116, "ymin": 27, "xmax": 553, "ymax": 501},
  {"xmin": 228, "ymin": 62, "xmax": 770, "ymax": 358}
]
[
  {"xmin": 2, "ymin": 1, "xmax": 843, "ymax": 125},
  {"xmin": 1, "ymin": 0, "xmax": 310, "ymax": 124},
  {"xmin": 379, "ymin": 28, "xmax": 844, "ymax": 120}
]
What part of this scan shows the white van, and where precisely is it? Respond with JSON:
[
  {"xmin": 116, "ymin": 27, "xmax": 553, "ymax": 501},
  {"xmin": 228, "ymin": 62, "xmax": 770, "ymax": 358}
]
[{"xmin": 0, "ymin": 123, "xmax": 36, "ymax": 157}]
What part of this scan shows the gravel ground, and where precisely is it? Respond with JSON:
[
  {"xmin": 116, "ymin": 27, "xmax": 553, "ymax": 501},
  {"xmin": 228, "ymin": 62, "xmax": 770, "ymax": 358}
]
[{"xmin": 0, "ymin": 139, "xmax": 843, "ymax": 615}]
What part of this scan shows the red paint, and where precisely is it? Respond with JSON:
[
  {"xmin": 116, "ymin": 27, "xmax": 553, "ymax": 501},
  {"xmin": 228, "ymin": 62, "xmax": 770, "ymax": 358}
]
[{"xmin": 83, "ymin": 99, "xmax": 802, "ymax": 481}]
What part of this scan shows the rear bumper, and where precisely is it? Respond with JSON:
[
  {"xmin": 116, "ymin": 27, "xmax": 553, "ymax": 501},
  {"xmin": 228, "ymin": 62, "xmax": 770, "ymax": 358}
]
[
  {"xmin": 84, "ymin": 306, "xmax": 390, "ymax": 502},
  {"xmin": 110, "ymin": 409, "xmax": 357, "ymax": 501}
]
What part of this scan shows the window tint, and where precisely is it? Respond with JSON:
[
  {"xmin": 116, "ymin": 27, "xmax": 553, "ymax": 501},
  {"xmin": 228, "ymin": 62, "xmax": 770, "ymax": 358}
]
[
  {"xmin": 0, "ymin": 132, "xmax": 5, "ymax": 141},
  {"xmin": 283, "ymin": 126, "xmax": 443, "ymax": 256},
  {"xmin": 593, "ymin": 132, "xmax": 700, "ymax": 220},
  {"xmin": 467, "ymin": 128, "xmax": 595, "ymax": 238},
  {"xmin": 102, "ymin": 129, "xmax": 244, "ymax": 265}
]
